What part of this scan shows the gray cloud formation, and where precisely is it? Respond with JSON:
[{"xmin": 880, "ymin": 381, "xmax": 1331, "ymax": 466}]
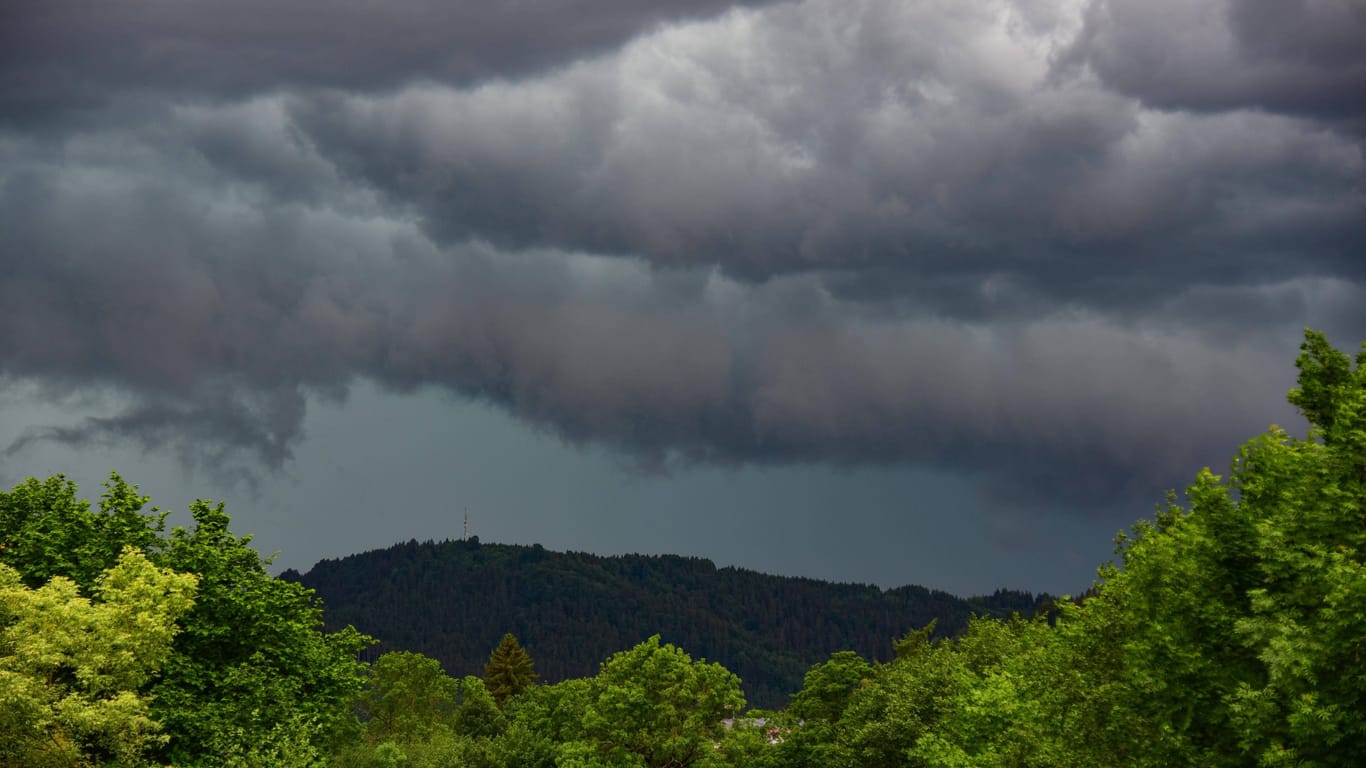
[
  {"xmin": 0, "ymin": 136, "xmax": 1312, "ymax": 504},
  {"xmin": 4, "ymin": 385, "xmax": 306, "ymax": 491},
  {"xmin": 246, "ymin": 0, "xmax": 1365, "ymax": 298},
  {"xmin": 1, "ymin": 0, "xmax": 1362, "ymax": 510},
  {"xmin": 287, "ymin": 14, "xmax": 1362, "ymax": 290},
  {"xmin": 0, "ymin": 0, "xmax": 785, "ymax": 126},
  {"xmin": 1066, "ymin": 0, "xmax": 1366, "ymax": 124}
]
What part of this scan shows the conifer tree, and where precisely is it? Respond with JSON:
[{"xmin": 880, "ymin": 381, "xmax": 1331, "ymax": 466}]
[{"xmin": 483, "ymin": 632, "xmax": 538, "ymax": 707}]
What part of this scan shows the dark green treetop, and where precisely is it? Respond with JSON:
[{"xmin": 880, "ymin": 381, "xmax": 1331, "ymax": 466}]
[{"xmin": 484, "ymin": 631, "xmax": 538, "ymax": 707}]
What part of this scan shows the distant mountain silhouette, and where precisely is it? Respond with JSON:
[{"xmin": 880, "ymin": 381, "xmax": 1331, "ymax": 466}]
[{"xmin": 283, "ymin": 538, "xmax": 1048, "ymax": 708}]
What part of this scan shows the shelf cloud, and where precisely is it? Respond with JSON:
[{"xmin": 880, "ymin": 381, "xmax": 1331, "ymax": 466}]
[{"xmin": 2, "ymin": 0, "xmax": 1362, "ymax": 514}]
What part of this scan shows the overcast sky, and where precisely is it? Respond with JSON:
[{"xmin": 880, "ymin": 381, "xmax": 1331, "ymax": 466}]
[{"xmin": 1, "ymin": 0, "xmax": 1362, "ymax": 596}]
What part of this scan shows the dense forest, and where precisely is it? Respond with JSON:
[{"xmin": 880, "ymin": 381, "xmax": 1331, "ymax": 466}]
[
  {"xmin": 2, "ymin": 328, "xmax": 1363, "ymax": 767},
  {"xmin": 283, "ymin": 539, "xmax": 1047, "ymax": 708}
]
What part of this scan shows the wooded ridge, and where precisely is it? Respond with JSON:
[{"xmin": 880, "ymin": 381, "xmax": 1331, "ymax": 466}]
[{"xmin": 283, "ymin": 540, "xmax": 1047, "ymax": 708}]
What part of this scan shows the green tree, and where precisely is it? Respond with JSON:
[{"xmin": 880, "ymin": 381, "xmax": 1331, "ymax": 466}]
[
  {"xmin": 870, "ymin": 329, "xmax": 1366, "ymax": 768},
  {"xmin": 484, "ymin": 632, "xmax": 538, "ymax": 707},
  {"xmin": 0, "ymin": 548, "xmax": 197, "ymax": 767},
  {"xmin": 1049, "ymin": 474, "xmax": 1259, "ymax": 767},
  {"xmin": 713, "ymin": 329, "xmax": 1366, "ymax": 768},
  {"xmin": 765, "ymin": 650, "xmax": 873, "ymax": 768},
  {"xmin": 904, "ymin": 617, "xmax": 1062, "ymax": 768},
  {"xmin": 1222, "ymin": 330, "xmax": 1366, "ymax": 767},
  {"xmin": 832, "ymin": 624, "xmax": 960, "ymax": 768},
  {"xmin": 1010, "ymin": 330, "xmax": 1366, "ymax": 768},
  {"xmin": 789, "ymin": 650, "xmax": 872, "ymax": 725},
  {"xmin": 573, "ymin": 635, "xmax": 745, "ymax": 768},
  {"xmin": 360, "ymin": 651, "xmax": 461, "ymax": 743},
  {"xmin": 333, "ymin": 656, "xmax": 509, "ymax": 768},
  {"xmin": 453, "ymin": 675, "xmax": 506, "ymax": 739},
  {"xmin": 152, "ymin": 498, "xmax": 374, "ymax": 766},
  {"xmin": 0, "ymin": 473, "xmax": 166, "ymax": 591},
  {"xmin": 0, "ymin": 474, "xmax": 379, "ymax": 766},
  {"xmin": 490, "ymin": 678, "xmax": 594, "ymax": 768}
]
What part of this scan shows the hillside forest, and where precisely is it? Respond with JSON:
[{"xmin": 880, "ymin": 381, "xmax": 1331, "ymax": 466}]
[
  {"xmin": 283, "ymin": 539, "xmax": 1047, "ymax": 710},
  {"xmin": 1, "ymin": 328, "xmax": 1363, "ymax": 767}
]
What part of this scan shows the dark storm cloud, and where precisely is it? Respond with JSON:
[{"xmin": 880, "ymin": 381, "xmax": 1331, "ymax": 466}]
[
  {"xmin": 1065, "ymin": 0, "xmax": 1366, "ymax": 125},
  {"xmin": 0, "ymin": 140, "xmax": 1305, "ymax": 503},
  {"xmin": 4, "ymin": 384, "xmax": 306, "ymax": 489},
  {"xmin": 287, "ymin": 0, "xmax": 1364, "ymax": 294},
  {"xmin": 1, "ymin": 0, "xmax": 1362, "ymax": 508},
  {"xmin": 0, "ymin": 0, "xmax": 785, "ymax": 126}
]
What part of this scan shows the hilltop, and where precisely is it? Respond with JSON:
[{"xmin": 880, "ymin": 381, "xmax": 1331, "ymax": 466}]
[{"xmin": 283, "ymin": 538, "xmax": 1047, "ymax": 708}]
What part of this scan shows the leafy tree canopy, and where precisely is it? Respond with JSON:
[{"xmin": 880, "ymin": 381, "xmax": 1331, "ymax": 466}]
[
  {"xmin": 359, "ymin": 651, "xmax": 462, "ymax": 743},
  {"xmin": 153, "ymin": 498, "xmax": 374, "ymax": 766},
  {"xmin": 753, "ymin": 329, "xmax": 1366, "ymax": 768},
  {"xmin": 0, "ymin": 474, "xmax": 374, "ymax": 767},
  {"xmin": 788, "ymin": 650, "xmax": 872, "ymax": 725},
  {"xmin": 0, "ymin": 474, "xmax": 165, "ymax": 591},
  {"xmin": 0, "ymin": 548, "xmax": 197, "ymax": 768},
  {"xmin": 572, "ymin": 634, "xmax": 745, "ymax": 768}
]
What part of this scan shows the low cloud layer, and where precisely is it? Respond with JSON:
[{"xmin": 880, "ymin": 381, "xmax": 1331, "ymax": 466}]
[
  {"xmin": 2, "ymin": 0, "xmax": 1362, "ymax": 513},
  {"xmin": 1067, "ymin": 0, "xmax": 1366, "ymax": 124},
  {"xmin": 0, "ymin": 0, "xmax": 786, "ymax": 125}
]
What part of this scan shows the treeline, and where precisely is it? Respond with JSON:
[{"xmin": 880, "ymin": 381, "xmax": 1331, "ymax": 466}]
[
  {"xmin": 0, "ymin": 476, "xmax": 371, "ymax": 767},
  {"xmin": 2, "ymin": 329, "xmax": 1364, "ymax": 767},
  {"xmin": 735, "ymin": 330, "xmax": 1366, "ymax": 767},
  {"xmin": 283, "ymin": 538, "xmax": 1047, "ymax": 708}
]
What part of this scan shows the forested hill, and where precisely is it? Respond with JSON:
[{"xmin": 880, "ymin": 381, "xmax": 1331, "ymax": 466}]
[{"xmin": 282, "ymin": 538, "xmax": 1047, "ymax": 708}]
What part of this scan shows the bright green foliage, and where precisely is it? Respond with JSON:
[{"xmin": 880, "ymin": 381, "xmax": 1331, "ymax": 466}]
[
  {"xmin": 572, "ymin": 634, "xmax": 745, "ymax": 768},
  {"xmin": 0, "ymin": 548, "xmax": 197, "ymax": 767},
  {"xmin": 484, "ymin": 632, "xmax": 538, "ymax": 707},
  {"xmin": 765, "ymin": 650, "xmax": 873, "ymax": 767},
  {"xmin": 1047, "ymin": 330, "xmax": 1366, "ymax": 767},
  {"xmin": 1, "ymin": 473, "xmax": 375, "ymax": 767},
  {"xmin": 490, "ymin": 678, "xmax": 594, "ymax": 768},
  {"xmin": 1222, "ymin": 331, "xmax": 1366, "ymax": 766},
  {"xmin": 332, "ymin": 657, "xmax": 504, "ymax": 768},
  {"xmin": 1042, "ymin": 473, "xmax": 1261, "ymax": 767},
  {"xmin": 708, "ymin": 715, "xmax": 784, "ymax": 768},
  {"xmin": 827, "ymin": 624, "xmax": 962, "ymax": 768},
  {"xmin": 789, "ymin": 650, "xmax": 872, "ymax": 724},
  {"xmin": 1011, "ymin": 595, "xmax": 1148, "ymax": 767},
  {"xmin": 1286, "ymin": 329, "xmax": 1358, "ymax": 435},
  {"xmin": 334, "ymin": 732, "xmax": 499, "ymax": 768},
  {"xmin": 203, "ymin": 712, "xmax": 329, "ymax": 768},
  {"xmin": 360, "ymin": 651, "xmax": 462, "ymax": 743},
  {"xmin": 902, "ymin": 617, "xmax": 1064, "ymax": 768},
  {"xmin": 453, "ymin": 675, "xmax": 506, "ymax": 739},
  {"xmin": 766, "ymin": 329, "xmax": 1366, "ymax": 768},
  {"xmin": 152, "ymin": 498, "xmax": 374, "ymax": 767},
  {"xmin": 0, "ymin": 473, "xmax": 166, "ymax": 591}
]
